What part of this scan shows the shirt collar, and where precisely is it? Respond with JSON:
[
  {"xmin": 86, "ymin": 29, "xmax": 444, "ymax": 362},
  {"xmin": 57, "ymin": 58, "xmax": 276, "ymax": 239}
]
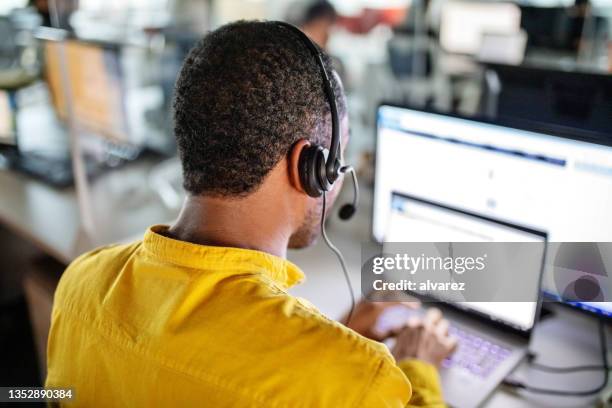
[{"xmin": 142, "ymin": 225, "xmax": 305, "ymax": 289}]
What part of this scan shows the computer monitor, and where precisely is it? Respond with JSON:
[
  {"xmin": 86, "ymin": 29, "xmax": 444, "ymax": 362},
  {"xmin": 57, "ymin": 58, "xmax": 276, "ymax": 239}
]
[
  {"xmin": 519, "ymin": 5, "xmax": 606, "ymax": 53},
  {"xmin": 483, "ymin": 63, "xmax": 612, "ymax": 136},
  {"xmin": 439, "ymin": 1, "xmax": 522, "ymax": 56},
  {"xmin": 520, "ymin": 6, "xmax": 573, "ymax": 51},
  {"xmin": 44, "ymin": 39, "xmax": 130, "ymax": 143},
  {"xmin": 373, "ymin": 104, "xmax": 612, "ymax": 318}
]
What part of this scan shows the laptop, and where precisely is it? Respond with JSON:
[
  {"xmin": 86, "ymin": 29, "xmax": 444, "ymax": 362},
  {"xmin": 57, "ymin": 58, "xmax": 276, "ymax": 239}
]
[{"xmin": 375, "ymin": 193, "xmax": 547, "ymax": 408}]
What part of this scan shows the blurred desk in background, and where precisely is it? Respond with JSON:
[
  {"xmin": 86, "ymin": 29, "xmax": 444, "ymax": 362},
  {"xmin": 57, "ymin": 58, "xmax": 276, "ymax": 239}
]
[{"xmin": 0, "ymin": 158, "xmax": 180, "ymax": 264}]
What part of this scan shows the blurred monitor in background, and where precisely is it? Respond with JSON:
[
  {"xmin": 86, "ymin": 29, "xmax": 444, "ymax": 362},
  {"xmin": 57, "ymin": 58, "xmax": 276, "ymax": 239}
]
[
  {"xmin": 519, "ymin": 1, "xmax": 608, "ymax": 54},
  {"xmin": 439, "ymin": 1, "xmax": 522, "ymax": 56},
  {"xmin": 520, "ymin": 6, "xmax": 574, "ymax": 51},
  {"xmin": 286, "ymin": 0, "xmax": 337, "ymax": 50},
  {"xmin": 483, "ymin": 63, "xmax": 612, "ymax": 136},
  {"xmin": 11, "ymin": 37, "xmax": 136, "ymax": 187},
  {"xmin": 44, "ymin": 39, "xmax": 129, "ymax": 143}
]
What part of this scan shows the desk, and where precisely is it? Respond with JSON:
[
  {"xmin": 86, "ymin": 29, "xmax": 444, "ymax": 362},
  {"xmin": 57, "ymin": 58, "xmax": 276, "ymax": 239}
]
[
  {"xmin": 0, "ymin": 158, "xmax": 178, "ymax": 264},
  {"xmin": 0, "ymin": 88, "xmax": 179, "ymax": 264},
  {"xmin": 0, "ymin": 156, "xmax": 609, "ymax": 407}
]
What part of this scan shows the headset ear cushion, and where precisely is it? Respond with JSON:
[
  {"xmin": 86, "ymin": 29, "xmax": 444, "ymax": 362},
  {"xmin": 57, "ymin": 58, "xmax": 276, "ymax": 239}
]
[{"xmin": 298, "ymin": 144, "xmax": 325, "ymax": 198}]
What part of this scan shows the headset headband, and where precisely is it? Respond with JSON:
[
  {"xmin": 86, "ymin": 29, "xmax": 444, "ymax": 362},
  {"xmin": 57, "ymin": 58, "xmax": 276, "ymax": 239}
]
[{"xmin": 273, "ymin": 21, "xmax": 341, "ymax": 185}]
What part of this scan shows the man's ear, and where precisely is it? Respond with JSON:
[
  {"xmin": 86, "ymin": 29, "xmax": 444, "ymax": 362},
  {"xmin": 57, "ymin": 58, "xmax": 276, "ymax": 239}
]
[{"xmin": 288, "ymin": 139, "xmax": 310, "ymax": 194}]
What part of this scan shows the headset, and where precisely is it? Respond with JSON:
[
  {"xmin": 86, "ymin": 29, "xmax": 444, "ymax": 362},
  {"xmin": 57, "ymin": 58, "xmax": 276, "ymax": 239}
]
[
  {"xmin": 274, "ymin": 21, "xmax": 358, "ymax": 218},
  {"xmin": 274, "ymin": 21, "xmax": 359, "ymax": 322}
]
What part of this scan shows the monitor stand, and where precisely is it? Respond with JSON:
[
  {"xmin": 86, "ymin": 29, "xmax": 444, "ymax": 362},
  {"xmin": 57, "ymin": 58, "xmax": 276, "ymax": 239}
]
[{"xmin": 538, "ymin": 303, "xmax": 556, "ymax": 321}]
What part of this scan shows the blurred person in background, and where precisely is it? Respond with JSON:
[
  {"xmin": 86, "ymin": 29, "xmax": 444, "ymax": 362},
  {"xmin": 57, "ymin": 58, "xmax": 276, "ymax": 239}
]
[
  {"xmin": 28, "ymin": 0, "xmax": 51, "ymax": 27},
  {"xmin": 286, "ymin": 1, "xmax": 349, "ymax": 89},
  {"xmin": 567, "ymin": 0, "xmax": 590, "ymax": 51},
  {"xmin": 287, "ymin": 0, "xmax": 337, "ymax": 50},
  {"xmin": 29, "ymin": 0, "xmax": 76, "ymax": 30}
]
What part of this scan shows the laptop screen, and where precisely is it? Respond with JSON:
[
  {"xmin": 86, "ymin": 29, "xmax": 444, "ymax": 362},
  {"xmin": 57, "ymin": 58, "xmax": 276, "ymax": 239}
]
[{"xmin": 384, "ymin": 193, "xmax": 546, "ymax": 333}]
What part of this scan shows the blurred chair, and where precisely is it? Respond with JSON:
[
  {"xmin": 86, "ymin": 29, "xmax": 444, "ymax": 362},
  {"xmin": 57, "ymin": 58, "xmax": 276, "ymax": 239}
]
[
  {"xmin": 0, "ymin": 224, "xmax": 54, "ymax": 383},
  {"xmin": 22, "ymin": 257, "xmax": 63, "ymax": 381},
  {"xmin": 385, "ymin": 35, "xmax": 439, "ymax": 109},
  {"xmin": 388, "ymin": 32, "xmax": 433, "ymax": 79},
  {"xmin": 520, "ymin": 6, "xmax": 569, "ymax": 52},
  {"xmin": 148, "ymin": 156, "xmax": 184, "ymax": 211}
]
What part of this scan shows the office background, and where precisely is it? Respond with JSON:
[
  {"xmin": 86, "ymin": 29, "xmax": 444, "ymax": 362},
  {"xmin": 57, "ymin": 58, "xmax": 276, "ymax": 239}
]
[{"xmin": 0, "ymin": 0, "xmax": 611, "ymax": 406}]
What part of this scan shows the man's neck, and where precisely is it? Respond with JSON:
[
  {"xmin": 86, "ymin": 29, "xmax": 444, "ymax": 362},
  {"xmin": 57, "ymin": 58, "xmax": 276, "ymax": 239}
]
[{"xmin": 167, "ymin": 194, "xmax": 294, "ymax": 259}]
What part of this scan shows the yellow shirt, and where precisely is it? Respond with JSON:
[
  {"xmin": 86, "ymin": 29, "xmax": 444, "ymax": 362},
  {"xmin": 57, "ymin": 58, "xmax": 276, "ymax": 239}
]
[{"xmin": 46, "ymin": 225, "xmax": 444, "ymax": 407}]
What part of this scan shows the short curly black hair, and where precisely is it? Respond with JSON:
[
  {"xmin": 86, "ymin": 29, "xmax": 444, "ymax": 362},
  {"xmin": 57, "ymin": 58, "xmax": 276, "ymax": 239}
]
[{"xmin": 173, "ymin": 20, "xmax": 346, "ymax": 197}]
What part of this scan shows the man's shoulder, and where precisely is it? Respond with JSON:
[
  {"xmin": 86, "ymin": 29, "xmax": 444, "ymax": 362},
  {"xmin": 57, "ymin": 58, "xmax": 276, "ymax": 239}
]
[
  {"xmin": 225, "ymin": 287, "xmax": 399, "ymax": 375},
  {"xmin": 287, "ymin": 300, "xmax": 401, "ymax": 382},
  {"xmin": 276, "ymin": 306, "xmax": 412, "ymax": 406},
  {"xmin": 56, "ymin": 241, "xmax": 143, "ymax": 307},
  {"xmin": 65, "ymin": 241, "xmax": 142, "ymax": 277},
  {"xmin": 289, "ymin": 298, "xmax": 393, "ymax": 361},
  {"xmin": 216, "ymin": 272, "xmax": 391, "ymax": 362},
  {"xmin": 70, "ymin": 240, "xmax": 143, "ymax": 268},
  {"xmin": 190, "ymin": 289, "xmax": 408, "ymax": 406}
]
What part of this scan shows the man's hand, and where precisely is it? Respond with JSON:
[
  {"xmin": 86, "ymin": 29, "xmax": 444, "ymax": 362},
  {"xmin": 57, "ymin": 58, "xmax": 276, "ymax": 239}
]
[
  {"xmin": 391, "ymin": 308, "xmax": 458, "ymax": 367},
  {"xmin": 343, "ymin": 301, "xmax": 420, "ymax": 342}
]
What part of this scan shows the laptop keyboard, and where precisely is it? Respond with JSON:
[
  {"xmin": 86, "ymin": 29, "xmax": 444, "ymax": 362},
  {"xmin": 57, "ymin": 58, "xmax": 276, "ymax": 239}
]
[{"xmin": 441, "ymin": 326, "xmax": 512, "ymax": 379}]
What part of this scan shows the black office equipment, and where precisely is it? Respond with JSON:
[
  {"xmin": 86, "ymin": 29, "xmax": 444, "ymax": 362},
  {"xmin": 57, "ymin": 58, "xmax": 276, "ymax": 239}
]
[
  {"xmin": 482, "ymin": 63, "xmax": 612, "ymax": 137},
  {"xmin": 520, "ymin": 6, "xmax": 575, "ymax": 52},
  {"xmin": 520, "ymin": 5, "xmax": 608, "ymax": 54},
  {"xmin": 3, "ymin": 36, "xmax": 137, "ymax": 188}
]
